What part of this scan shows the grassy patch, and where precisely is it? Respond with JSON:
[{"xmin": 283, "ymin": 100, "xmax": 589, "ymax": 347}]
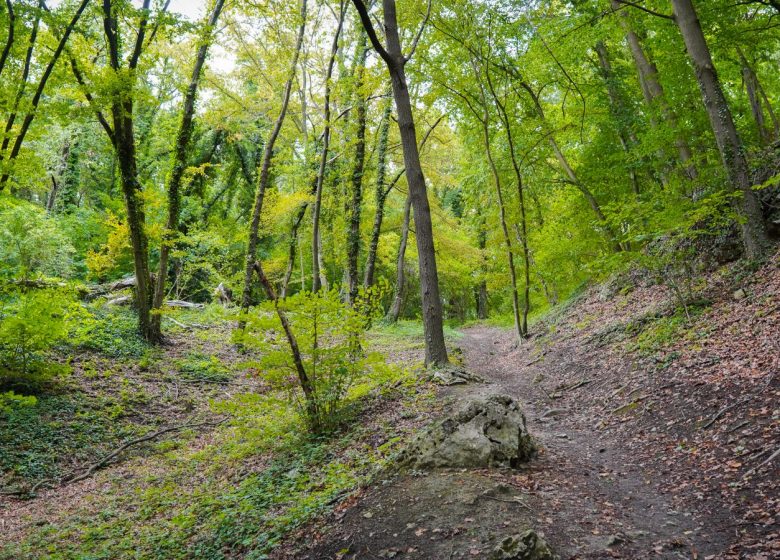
[
  {"xmin": 626, "ymin": 302, "xmax": 710, "ymax": 356},
  {"xmin": 2, "ymin": 347, "xmax": 432, "ymax": 560},
  {"xmin": 175, "ymin": 352, "xmax": 233, "ymax": 383},
  {"xmin": 0, "ymin": 392, "xmax": 141, "ymax": 486},
  {"xmin": 75, "ymin": 306, "xmax": 149, "ymax": 359}
]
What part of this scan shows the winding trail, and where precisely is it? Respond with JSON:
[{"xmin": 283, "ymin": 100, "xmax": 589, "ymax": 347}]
[{"xmin": 291, "ymin": 326, "xmax": 732, "ymax": 559}]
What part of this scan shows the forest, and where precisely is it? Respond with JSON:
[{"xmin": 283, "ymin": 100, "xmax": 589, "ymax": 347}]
[{"xmin": 0, "ymin": 0, "xmax": 778, "ymax": 558}]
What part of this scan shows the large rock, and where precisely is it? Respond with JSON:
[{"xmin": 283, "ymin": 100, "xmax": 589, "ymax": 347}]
[
  {"xmin": 490, "ymin": 530, "xmax": 557, "ymax": 560},
  {"xmin": 402, "ymin": 394, "xmax": 536, "ymax": 469}
]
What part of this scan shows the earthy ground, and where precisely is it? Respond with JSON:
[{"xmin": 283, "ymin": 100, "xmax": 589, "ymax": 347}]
[{"xmin": 280, "ymin": 256, "xmax": 780, "ymax": 560}]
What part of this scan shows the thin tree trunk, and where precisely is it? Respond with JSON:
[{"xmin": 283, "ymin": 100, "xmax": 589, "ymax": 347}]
[
  {"xmin": 387, "ymin": 193, "xmax": 411, "ymax": 323},
  {"xmin": 671, "ymin": 0, "xmax": 770, "ymax": 258},
  {"xmin": 352, "ymin": 0, "xmax": 449, "ymax": 366},
  {"xmin": 0, "ymin": 0, "xmax": 89, "ymax": 190},
  {"xmin": 485, "ymin": 69, "xmax": 530, "ymax": 338},
  {"xmin": 347, "ymin": 33, "xmax": 368, "ymax": 305},
  {"xmin": 738, "ymin": 48, "xmax": 770, "ymax": 145},
  {"xmin": 475, "ymin": 211, "xmax": 488, "ymax": 320},
  {"xmin": 521, "ymin": 82, "xmax": 623, "ymax": 253},
  {"xmin": 470, "ymin": 61, "xmax": 523, "ymax": 341},
  {"xmin": 595, "ymin": 41, "xmax": 640, "ymax": 195},
  {"xmin": 150, "ymin": 0, "xmax": 225, "ymax": 340},
  {"xmin": 613, "ymin": 0, "xmax": 698, "ymax": 181},
  {"xmin": 363, "ymin": 95, "xmax": 392, "ymax": 288},
  {"xmin": 0, "ymin": 10, "xmax": 40, "ymax": 162},
  {"xmin": 241, "ymin": 0, "xmax": 307, "ymax": 316},
  {"xmin": 312, "ymin": 2, "xmax": 345, "ymax": 293},
  {"xmin": 254, "ymin": 261, "xmax": 320, "ymax": 433},
  {"xmin": 0, "ymin": 0, "xmax": 14, "ymax": 80}
]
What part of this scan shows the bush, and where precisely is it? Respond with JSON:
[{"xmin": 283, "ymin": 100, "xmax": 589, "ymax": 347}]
[
  {"xmin": 236, "ymin": 287, "xmax": 388, "ymax": 433},
  {"xmin": 0, "ymin": 201, "xmax": 74, "ymax": 280},
  {"xmin": 0, "ymin": 287, "xmax": 76, "ymax": 391}
]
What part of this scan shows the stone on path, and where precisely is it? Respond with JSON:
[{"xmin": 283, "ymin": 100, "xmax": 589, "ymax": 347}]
[{"xmin": 402, "ymin": 394, "xmax": 536, "ymax": 469}]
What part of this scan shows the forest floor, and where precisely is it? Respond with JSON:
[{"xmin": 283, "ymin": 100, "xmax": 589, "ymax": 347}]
[
  {"xmin": 281, "ymin": 253, "xmax": 780, "ymax": 560},
  {"xmin": 1, "ymin": 253, "xmax": 778, "ymax": 560}
]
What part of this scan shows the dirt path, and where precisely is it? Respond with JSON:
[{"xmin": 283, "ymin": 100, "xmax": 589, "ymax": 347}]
[{"xmin": 284, "ymin": 326, "xmax": 733, "ymax": 559}]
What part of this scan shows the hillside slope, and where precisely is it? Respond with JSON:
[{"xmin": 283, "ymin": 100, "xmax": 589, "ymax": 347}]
[{"xmin": 283, "ymin": 252, "xmax": 779, "ymax": 560}]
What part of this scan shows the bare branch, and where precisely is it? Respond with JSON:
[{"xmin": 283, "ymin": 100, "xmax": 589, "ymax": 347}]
[{"xmin": 405, "ymin": 0, "xmax": 431, "ymax": 62}]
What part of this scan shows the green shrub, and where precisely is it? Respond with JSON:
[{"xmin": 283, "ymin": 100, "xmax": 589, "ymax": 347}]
[
  {"xmin": 0, "ymin": 391, "xmax": 37, "ymax": 414},
  {"xmin": 0, "ymin": 201, "xmax": 74, "ymax": 280},
  {"xmin": 73, "ymin": 306, "xmax": 149, "ymax": 358},
  {"xmin": 236, "ymin": 288, "xmax": 389, "ymax": 433},
  {"xmin": 0, "ymin": 287, "xmax": 76, "ymax": 391}
]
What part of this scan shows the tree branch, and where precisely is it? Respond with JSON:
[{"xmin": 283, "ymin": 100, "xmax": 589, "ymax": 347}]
[
  {"xmin": 404, "ymin": 0, "xmax": 431, "ymax": 62},
  {"xmin": 614, "ymin": 0, "xmax": 675, "ymax": 20},
  {"xmin": 351, "ymin": 0, "xmax": 393, "ymax": 66}
]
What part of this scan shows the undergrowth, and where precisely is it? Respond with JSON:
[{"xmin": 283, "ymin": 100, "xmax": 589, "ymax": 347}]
[{"xmin": 2, "ymin": 325, "xmax": 432, "ymax": 560}]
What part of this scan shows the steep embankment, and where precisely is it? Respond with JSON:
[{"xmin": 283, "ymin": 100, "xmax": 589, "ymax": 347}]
[{"xmin": 283, "ymin": 254, "xmax": 779, "ymax": 560}]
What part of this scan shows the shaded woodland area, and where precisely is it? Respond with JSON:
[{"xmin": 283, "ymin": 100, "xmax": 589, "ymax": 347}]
[{"xmin": 0, "ymin": 0, "xmax": 778, "ymax": 558}]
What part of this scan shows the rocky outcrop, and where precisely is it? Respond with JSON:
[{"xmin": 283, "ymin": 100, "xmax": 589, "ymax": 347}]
[
  {"xmin": 490, "ymin": 530, "xmax": 557, "ymax": 560},
  {"xmin": 402, "ymin": 394, "xmax": 536, "ymax": 469}
]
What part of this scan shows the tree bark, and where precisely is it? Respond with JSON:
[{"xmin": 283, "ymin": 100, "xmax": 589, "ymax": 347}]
[
  {"xmin": 363, "ymin": 95, "xmax": 392, "ymax": 288},
  {"xmin": 241, "ymin": 0, "xmax": 307, "ymax": 315},
  {"xmin": 0, "ymin": 0, "xmax": 14, "ymax": 80},
  {"xmin": 671, "ymin": 0, "xmax": 770, "ymax": 259},
  {"xmin": 387, "ymin": 192, "xmax": 411, "ymax": 323},
  {"xmin": 347, "ymin": 33, "xmax": 368, "ymax": 305},
  {"xmin": 352, "ymin": 0, "xmax": 449, "ymax": 366},
  {"xmin": 467, "ymin": 62, "xmax": 523, "ymax": 340},
  {"xmin": 312, "ymin": 2, "xmax": 345, "ymax": 293},
  {"xmin": 102, "ymin": 0, "xmax": 157, "ymax": 340},
  {"xmin": 485, "ymin": 69, "xmax": 530, "ymax": 338},
  {"xmin": 149, "ymin": 0, "xmax": 225, "ymax": 340},
  {"xmin": 613, "ymin": 0, "xmax": 698, "ymax": 181},
  {"xmin": 738, "ymin": 48, "xmax": 772, "ymax": 145}
]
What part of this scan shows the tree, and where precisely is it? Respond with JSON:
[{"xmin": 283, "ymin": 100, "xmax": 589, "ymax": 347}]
[
  {"xmin": 671, "ymin": 0, "xmax": 771, "ymax": 258},
  {"xmin": 351, "ymin": 0, "xmax": 449, "ymax": 366},
  {"xmin": 149, "ymin": 0, "xmax": 227, "ymax": 340},
  {"xmin": 241, "ymin": 0, "xmax": 308, "ymax": 316}
]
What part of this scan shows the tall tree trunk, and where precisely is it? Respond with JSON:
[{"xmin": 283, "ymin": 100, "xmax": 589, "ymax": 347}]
[
  {"xmin": 352, "ymin": 0, "xmax": 449, "ymax": 366},
  {"xmin": 475, "ymin": 211, "xmax": 488, "ymax": 320},
  {"xmin": 613, "ymin": 0, "xmax": 698, "ymax": 181},
  {"xmin": 387, "ymin": 193, "xmax": 411, "ymax": 323},
  {"xmin": 671, "ymin": 0, "xmax": 770, "ymax": 259},
  {"xmin": 0, "ymin": 0, "xmax": 89, "ymax": 190},
  {"xmin": 0, "ymin": 0, "xmax": 14, "ymax": 80},
  {"xmin": 738, "ymin": 48, "xmax": 771, "ymax": 145},
  {"xmin": 364, "ymin": 95, "xmax": 392, "ymax": 288},
  {"xmin": 150, "ymin": 0, "xmax": 226, "ymax": 340},
  {"xmin": 485, "ymin": 70, "xmax": 531, "ymax": 338},
  {"xmin": 471, "ymin": 62, "xmax": 523, "ymax": 341},
  {"xmin": 312, "ymin": 2, "xmax": 345, "ymax": 293},
  {"xmin": 347, "ymin": 34, "xmax": 368, "ymax": 305},
  {"xmin": 101, "ymin": 0, "xmax": 158, "ymax": 340},
  {"xmin": 595, "ymin": 41, "xmax": 640, "ymax": 195},
  {"xmin": 241, "ymin": 0, "xmax": 307, "ymax": 316},
  {"xmin": 521, "ymin": 82, "xmax": 623, "ymax": 253}
]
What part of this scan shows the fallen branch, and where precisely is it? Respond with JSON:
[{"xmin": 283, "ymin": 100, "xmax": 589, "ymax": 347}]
[
  {"xmin": 610, "ymin": 394, "xmax": 651, "ymax": 415},
  {"xmin": 701, "ymin": 373, "xmax": 775, "ymax": 430},
  {"xmin": 62, "ymin": 418, "xmax": 224, "ymax": 485},
  {"xmin": 742, "ymin": 446, "xmax": 780, "ymax": 479}
]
